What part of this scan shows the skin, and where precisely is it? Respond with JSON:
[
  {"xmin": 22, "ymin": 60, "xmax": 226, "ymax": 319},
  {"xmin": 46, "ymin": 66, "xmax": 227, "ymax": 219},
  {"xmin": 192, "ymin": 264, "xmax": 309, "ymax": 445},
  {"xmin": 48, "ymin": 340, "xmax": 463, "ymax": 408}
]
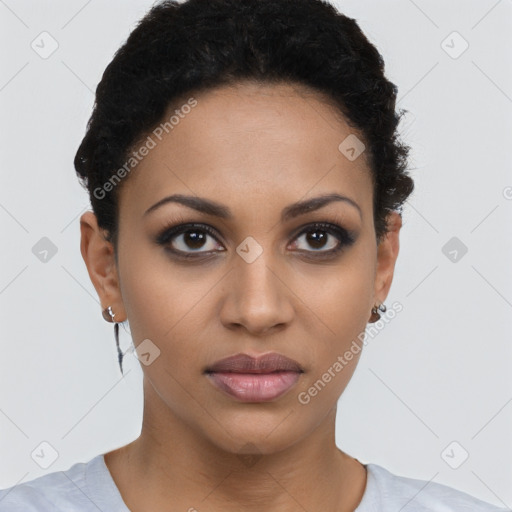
[{"xmin": 80, "ymin": 81, "xmax": 402, "ymax": 512}]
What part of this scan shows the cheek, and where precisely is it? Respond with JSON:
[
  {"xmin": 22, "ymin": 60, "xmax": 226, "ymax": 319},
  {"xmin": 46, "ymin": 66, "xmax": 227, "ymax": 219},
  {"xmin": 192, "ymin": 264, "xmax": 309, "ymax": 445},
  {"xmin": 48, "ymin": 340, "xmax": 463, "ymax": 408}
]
[
  {"xmin": 294, "ymin": 283, "xmax": 368, "ymax": 413},
  {"xmin": 117, "ymin": 243, "xmax": 217, "ymax": 370},
  {"xmin": 292, "ymin": 248, "xmax": 375, "ymax": 337},
  {"xmin": 296, "ymin": 356, "xmax": 360, "ymax": 412},
  {"xmin": 292, "ymin": 251, "xmax": 374, "ymax": 402},
  {"xmin": 119, "ymin": 238, "xmax": 187, "ymax": 331}
]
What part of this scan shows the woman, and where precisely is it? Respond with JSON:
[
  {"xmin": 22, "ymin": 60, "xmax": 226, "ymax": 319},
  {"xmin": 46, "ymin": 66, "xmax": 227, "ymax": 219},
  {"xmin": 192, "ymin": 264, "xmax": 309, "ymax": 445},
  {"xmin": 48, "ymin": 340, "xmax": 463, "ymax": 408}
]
[{"xmin": 0, "ymin": 0, "xmax": 507, "ymax": 510}]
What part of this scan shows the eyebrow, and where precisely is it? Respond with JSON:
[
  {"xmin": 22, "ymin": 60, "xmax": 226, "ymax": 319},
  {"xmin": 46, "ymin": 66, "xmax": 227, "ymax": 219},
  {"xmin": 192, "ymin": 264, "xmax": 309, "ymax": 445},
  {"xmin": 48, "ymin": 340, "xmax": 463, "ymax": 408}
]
[{"xmin": 143, "ymin": 193, "xmax": 362, "ymax": 222}]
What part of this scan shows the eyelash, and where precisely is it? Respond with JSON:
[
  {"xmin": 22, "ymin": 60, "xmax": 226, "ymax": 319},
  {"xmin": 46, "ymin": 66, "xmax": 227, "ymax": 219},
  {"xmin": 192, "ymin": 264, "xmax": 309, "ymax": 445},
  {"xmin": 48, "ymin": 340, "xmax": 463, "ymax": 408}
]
[{"xmin": 155, "ymin": 214, "xmax": 356, "ymax": 261}]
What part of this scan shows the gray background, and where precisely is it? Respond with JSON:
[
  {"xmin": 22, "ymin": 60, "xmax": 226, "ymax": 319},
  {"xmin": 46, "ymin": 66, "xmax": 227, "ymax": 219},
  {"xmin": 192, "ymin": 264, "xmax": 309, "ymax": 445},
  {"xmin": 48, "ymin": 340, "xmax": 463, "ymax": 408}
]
[{"xmin": 0, "ymin": 0, "xmax": 511, "ymax": 507}]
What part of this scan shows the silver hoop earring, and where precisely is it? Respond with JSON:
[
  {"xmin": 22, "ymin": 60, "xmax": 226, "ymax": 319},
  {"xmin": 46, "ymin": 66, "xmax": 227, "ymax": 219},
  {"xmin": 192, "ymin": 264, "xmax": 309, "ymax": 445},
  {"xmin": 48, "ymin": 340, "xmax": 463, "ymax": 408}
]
[
  {"xmin": 102, "ymin": 306, "xmax": 124, "ymax": 375},
  {"xmin": 370, "ymin": 303, "xmax": 387, "ymax": 323}
]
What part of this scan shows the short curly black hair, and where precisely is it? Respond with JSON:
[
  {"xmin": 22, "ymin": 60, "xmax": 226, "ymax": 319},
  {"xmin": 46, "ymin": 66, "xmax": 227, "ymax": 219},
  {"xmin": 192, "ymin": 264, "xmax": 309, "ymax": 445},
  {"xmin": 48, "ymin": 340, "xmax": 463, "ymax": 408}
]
[{"xmin": 74, "ymin": 0, "xmax": 414, "ymax": 249}]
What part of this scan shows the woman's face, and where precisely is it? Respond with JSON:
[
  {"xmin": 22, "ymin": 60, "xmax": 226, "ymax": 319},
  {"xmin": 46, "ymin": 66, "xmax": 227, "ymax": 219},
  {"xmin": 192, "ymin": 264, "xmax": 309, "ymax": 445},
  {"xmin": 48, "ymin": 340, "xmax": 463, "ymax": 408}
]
[{"xmin": 82, "ymin": 81, "xmax": 401, "ymax": 455}]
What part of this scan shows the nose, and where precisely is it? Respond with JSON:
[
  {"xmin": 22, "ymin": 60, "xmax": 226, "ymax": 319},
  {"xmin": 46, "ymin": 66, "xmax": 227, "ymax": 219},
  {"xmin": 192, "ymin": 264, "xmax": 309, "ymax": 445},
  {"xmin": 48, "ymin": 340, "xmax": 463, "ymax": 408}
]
[{"xmin": 219, "ymin": 253, "xmax": 294, "ymax": 336}]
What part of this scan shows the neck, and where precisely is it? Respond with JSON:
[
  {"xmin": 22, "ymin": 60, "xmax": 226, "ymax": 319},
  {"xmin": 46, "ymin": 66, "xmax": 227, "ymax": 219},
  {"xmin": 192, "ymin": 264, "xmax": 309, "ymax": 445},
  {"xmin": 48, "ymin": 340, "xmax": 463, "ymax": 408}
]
[{"xmin": 105, "ymin": 383, "xmax": 367, "ymax": 512}]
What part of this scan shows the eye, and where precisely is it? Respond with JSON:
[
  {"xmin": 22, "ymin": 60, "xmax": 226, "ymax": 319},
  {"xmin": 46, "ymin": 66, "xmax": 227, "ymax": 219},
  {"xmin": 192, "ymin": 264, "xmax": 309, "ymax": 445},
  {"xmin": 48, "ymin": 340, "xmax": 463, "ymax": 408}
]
[
  {"xmin": 156, "ymin": 223, "xmax": 224, "ymax": 259},
  {"xmin": 155, "ymin": 220, "xmax": 357, "ymax": 260},
  {"xmin": 289, "ymin": 222, "xmax": 356, "ymax": 257}
]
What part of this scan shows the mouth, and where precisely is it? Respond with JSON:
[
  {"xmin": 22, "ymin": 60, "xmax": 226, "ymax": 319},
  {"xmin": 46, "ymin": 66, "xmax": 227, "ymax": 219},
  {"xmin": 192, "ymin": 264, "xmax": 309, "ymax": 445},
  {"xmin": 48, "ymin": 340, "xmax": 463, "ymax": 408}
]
[{"xmin": 204, "ymin": 352, "xmax": 304, "ymax": 402}]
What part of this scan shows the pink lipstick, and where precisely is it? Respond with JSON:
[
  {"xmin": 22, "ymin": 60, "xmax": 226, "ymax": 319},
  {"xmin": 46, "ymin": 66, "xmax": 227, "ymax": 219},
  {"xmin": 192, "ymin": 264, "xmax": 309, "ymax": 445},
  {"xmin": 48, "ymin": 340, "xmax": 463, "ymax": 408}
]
[{"xmin": 205, "ymin": 352, "xmax": 303, "ymax": 402}]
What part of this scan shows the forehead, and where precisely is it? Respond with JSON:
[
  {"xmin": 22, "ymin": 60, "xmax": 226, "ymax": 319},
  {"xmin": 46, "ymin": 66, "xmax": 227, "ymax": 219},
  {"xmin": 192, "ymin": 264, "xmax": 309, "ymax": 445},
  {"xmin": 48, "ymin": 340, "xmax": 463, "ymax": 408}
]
[{"xmin": 120, "ymin": 81, "xmax": 373, "ymax": 220}]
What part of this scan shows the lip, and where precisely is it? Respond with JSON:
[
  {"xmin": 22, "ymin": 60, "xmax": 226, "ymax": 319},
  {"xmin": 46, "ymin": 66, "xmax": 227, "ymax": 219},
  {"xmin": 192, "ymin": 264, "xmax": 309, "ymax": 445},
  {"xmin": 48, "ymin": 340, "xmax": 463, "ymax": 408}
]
[{"xmin": 205, "ymin": 352, "xmax": 304, "ymax": 402}]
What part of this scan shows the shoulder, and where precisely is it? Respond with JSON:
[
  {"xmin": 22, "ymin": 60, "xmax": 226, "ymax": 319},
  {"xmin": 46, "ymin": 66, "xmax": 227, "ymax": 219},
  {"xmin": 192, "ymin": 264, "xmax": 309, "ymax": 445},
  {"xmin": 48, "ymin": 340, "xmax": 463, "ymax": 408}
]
[
  {"xmin": 0, "ymin": 455, "xmax": 101, "ymax": 512},
  {"xmin": 359, "ymin": 463, "xmax": 510, "ymax": 512}
]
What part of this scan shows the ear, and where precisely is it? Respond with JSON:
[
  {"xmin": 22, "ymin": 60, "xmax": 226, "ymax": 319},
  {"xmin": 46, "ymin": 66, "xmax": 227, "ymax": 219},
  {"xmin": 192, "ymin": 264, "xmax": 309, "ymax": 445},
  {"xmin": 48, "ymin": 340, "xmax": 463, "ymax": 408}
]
[
  {"xmin": 372, "ymin": 211, "xmax": 402, "ymax": 307},
  {"xmin": 80, "ymin": 211, "xmax": 126, "ymax": 322}
]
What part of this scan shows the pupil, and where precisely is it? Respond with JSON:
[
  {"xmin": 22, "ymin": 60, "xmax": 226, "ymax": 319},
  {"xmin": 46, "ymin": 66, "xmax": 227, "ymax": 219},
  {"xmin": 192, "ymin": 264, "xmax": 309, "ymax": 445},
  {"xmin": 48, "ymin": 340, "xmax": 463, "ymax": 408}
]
[
  {"xmin": 185, "ymin": 231, "xmax": 205, "ymax": 249},
  {"xmin": 307, "ymin": 231, "xmax": 327, "ymax": 249},
  {"xmin": 182, "ymin": 229, "xmax": 329, "ymax": 251}
]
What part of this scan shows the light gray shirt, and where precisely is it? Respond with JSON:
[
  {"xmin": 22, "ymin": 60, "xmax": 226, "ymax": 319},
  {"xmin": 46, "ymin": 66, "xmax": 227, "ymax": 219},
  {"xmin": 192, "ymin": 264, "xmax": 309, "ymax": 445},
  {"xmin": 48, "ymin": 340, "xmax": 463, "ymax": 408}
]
[{"xmin": 0, "ymin": 454, "xmax": 508, "ymax": 511}]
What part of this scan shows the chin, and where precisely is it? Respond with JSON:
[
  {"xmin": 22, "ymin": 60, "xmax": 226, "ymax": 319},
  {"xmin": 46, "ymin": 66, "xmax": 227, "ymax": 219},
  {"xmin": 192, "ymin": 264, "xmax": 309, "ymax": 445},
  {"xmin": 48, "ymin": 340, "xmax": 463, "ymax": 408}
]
[{"xmin": 200, "ymin": 409, "xmax": 306, "ymax": 457}]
